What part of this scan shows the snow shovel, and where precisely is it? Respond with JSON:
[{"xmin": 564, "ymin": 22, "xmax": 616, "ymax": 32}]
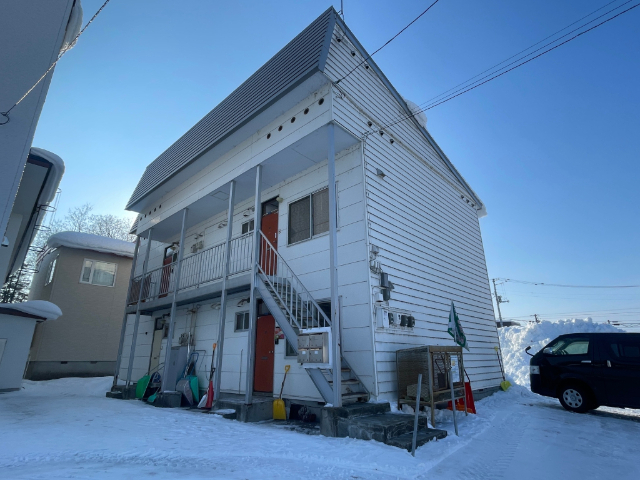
[
  {"xmin": 494, "ymin": 346, "xmax": 511, "ymax": 391},
  {"xmin": 135, "ymin": 374, "xmax": 151, "ymax": 399},
  {"xmin": 273, "ymin": 365, "xmax": 291, "ymax": 420},
  {"xmin": 199, "ymin": 343, "xmax": 217, "ymax": 409}
]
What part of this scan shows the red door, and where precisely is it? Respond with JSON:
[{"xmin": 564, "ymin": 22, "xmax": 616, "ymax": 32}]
[
  {"xmin": 253, "ymin": 315, "xmax": 275, "ymax": 393},
  {"xmin": 260, "ymin": 211, "xmax": 278, "ymax": 275}
]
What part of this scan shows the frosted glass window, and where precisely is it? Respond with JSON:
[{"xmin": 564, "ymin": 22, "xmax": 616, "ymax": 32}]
[
  {"xmin": 288, "ymin": 196, "xmax": 311, "ymax": 244},
  {"xmin": 80, "ymin": 259, "xmax": 117, "ymax": 287},
  {"xmin": 312, "ymin": 188, "xmax": 329, "ymax": 235}
]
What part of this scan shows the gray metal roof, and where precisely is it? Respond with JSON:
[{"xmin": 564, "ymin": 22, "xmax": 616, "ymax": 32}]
[{"xmin": 126, "ymin": 7, "xmax": 337, "ymax": 209}]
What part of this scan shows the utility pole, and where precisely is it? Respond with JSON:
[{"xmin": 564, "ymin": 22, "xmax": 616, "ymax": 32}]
[
  {"xmin": 492, "ymin": 278, "xmax": 508, "ymax": 328},
  {"xmin": 534, "ymin": 314, "xmax": 540, "ymax": 324}
]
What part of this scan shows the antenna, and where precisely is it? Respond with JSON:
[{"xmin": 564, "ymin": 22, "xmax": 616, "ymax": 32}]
[{"xmin": 340, "ymin": 0, "xmax": 345, "ymax": 21}]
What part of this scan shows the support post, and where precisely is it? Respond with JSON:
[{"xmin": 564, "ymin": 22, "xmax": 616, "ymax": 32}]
[
  {"xmin": 160, "ymin": 208, "xmax": 189, "ymax": 392},
  {"xmin": 244, "ymin": 165, "xmax": 262, "ymax": 404},
  {"xmin": 125, "ymin": 230, "xmax": 153, "ymax": 389},
  {"xmin": 112, "ymin": 235, "xmax": 140, "ymax": 388},
  {"xmin": 492, "ymin": 278, "xmax": 504, "ymax": 328},
  {"xmin": 449, "ymin": 363, "xmax": 459, "ymax": 436},
  {"xmin": 411, "ymin": 373, "xmax": 423, "ymax": 456},
  {"xmin": 213, "ymin": 181, "xmax": 236, "ymax": 401},
  {"xmin": 327, "ymin": 123, "xmax": 341, "ymax": 407}
]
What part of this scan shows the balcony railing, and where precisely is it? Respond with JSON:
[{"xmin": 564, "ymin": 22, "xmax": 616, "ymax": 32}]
[{"xmin": 127, "ymin": 232, "xmax": 253, "ymax": 305}]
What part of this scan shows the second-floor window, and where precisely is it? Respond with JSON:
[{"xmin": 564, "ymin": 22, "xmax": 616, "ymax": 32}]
[
  {"xmin": 80, "ymin": 259, "xmax": 118, "ymax": 287},
  {"xmin": 288, "ymin": 187, "xmax": 330, "ymax": 244},
  {"xmin": 241, "ymin": 219, "xmax": 254, "ymax": 234}
]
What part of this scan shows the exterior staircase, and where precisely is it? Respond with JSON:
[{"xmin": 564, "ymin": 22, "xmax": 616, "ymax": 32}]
[{"xmin": 255, "ymin": 231, "xmax": 369, "ymax": 405}]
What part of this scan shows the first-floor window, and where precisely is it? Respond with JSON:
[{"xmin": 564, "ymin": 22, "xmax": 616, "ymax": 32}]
[
  {"xmin": 80, "ymin": 259, "xmax": 118, "ymax": 287},
  {"xmin": 288, "ymin": 187, "xmax": 330, "ymax": 244},
  {"xmin": 45, "ymin": 255, "xmax": 58, "ymax": 286},
  {"xmin": 235, "ymin": 311, "xmax": 250, "ymax": 331}
]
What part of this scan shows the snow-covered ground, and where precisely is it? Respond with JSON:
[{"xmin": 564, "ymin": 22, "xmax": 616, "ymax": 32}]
[{"xmin": 1, "ymin": 320, "xmax": 639, "ymax": 479}]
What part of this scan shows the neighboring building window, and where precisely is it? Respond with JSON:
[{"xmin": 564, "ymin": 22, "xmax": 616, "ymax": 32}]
[
  {"xmin": 45, "ymin": 255, "xmax": 58, "ymax": 286},
  {"xmin": 235, "ymin": 311, "xmax": 250, "ymax": 331},
  {"xmin": 80, "ymin": 259, "xmax": 118, "ymax": 287},
  {"xmin": 241, "ymin": 219, "xmax": 254, "ymax": 234},
  {"xmin": 288, "ymin": 187, "xmax": 330, "ymax": 244}
]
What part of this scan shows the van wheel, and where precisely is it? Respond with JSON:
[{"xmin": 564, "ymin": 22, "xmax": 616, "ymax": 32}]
[{"xmin": 558, "ymin": 384, "xmax": 592, "ymax": 413}]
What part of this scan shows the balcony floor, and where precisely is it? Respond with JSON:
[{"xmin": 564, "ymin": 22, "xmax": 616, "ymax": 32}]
[{"xmin": 127, "ymin": 272, "xmax": 252, "ymax": 315}]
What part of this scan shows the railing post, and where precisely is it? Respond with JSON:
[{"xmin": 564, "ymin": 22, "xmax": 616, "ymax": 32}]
[
  {"xmin": 161, "ymin": 208, "xmax": 189, "ymax": 392},
  {"xmin": 328, "ymin": 122, "xmax": 342, "ymax": 407},
  {"xmin": 125, "ymin": 229, "xmax": 153, "ymax": 390},
  {"xmin": 213, "ymin": 181, "xmax": 236, "ymax": 401},
  {"xmin": 112, "ymin": 235, "xmax": 141, "ymax": 388},
  {"xmin": 245, "ymin": 165, "xmax": 262, "ymax": 404}
]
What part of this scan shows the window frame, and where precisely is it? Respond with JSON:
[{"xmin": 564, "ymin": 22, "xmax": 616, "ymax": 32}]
[
  {"xmin": 79, "ymin": 258, "xmax": 118, "ymax": 288},
  {"xmin": 287, "ymin": 186, "xmax": 336, "ymax": 245},
  {"xmin": 234, "ymin": 311, "xmax": 250, "ymax": 332},
  {"xmin": 44, "ymin": 254, "xmax": 59, "ymax": 286},
  {"xmin": 241, "ymin": 219, "xmax": 255, "ymax": 235}
]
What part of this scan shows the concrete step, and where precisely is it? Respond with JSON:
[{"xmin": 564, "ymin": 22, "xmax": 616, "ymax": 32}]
[
  {"xmin": 386, "ymin": 429, "xmax": 448, "ymax": 451},
  {"xmin": 337, "ymin": 414, "xmax": 429, "ymax": 443}
]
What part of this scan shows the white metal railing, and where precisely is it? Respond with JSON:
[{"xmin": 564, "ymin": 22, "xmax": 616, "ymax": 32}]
[
  {"xmin": 257, "ymin": 230, "xmax": 331, "ymax": 330},
  {"xmin": 127, "ymin": 233, "xmax": 253, "ymax": 304}
]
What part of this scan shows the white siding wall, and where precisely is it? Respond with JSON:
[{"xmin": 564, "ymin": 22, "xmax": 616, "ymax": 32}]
[
  {"xmin": 117, "ymin": 314, "xmax": 153, "ymax": 384},
  {"xmin": 123, "ymin": 145, "xmax": 373, "ymax": 400},
  {"xmin": 325, "ymin": 24, "xmax": 502, "ymax": 398}
]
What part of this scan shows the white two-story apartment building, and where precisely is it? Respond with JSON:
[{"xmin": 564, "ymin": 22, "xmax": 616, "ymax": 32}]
[{"xmin": 111, "ymin": 8, "xmax": 502, "ymax": 414}]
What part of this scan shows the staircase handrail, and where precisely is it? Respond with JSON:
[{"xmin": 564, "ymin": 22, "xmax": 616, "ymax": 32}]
[{"xmin": 257, "ymin": 230, "xmax": 331, "ymax": 330}]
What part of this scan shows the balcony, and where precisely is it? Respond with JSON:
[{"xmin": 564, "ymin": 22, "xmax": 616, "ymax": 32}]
[{"xmin": 126, "ymin": 233, "xmax": 253, "ymax": 314}]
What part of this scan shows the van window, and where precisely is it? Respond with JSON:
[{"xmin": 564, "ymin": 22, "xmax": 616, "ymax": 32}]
[
  {"xmin": 546, "ymin": 337, "xmax": 590, "ymax": 355},
  {"xmin": 608, "ymin": 339, "xmax": 640, "ymax": 363}
]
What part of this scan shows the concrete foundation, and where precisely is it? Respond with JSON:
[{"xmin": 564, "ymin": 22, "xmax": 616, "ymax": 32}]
[
  {"xmin": 214, "ymin": 393, "xmax": 273, "ymax": 422},
  {"xmin": 320, "ymin": 401, "xmax": 447, "ymax": 451}
]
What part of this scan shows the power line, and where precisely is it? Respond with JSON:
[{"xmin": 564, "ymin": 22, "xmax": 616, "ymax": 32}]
[
  {"xmin": 414, "ymin": 0, "xmax": 631, "ymax": 110},
  {"xmin": 496, "ymin": 278, "xmax": 640, "ymax": 289},
  {"xmin": 334, "ymin": 0, "xmax": 441, "ymax": 85},
  {"xmin": 375, "ymin": 2, "xmax": 640, "ymax": 132},
  {"xmin": 0, "ymin": 0, "xmax": 112, "ymax": 126}
]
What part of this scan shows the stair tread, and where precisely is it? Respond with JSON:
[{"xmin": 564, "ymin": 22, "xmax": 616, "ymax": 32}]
[{"xmin": 385, "ymin": 429, "xmax": 448, "ymax": 451}]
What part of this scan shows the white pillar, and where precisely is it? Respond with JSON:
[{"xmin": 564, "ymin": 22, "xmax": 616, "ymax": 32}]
[
  {"xmin": 160, "ymin": 208, "xmax": 189, "ymax": 392},
  {"xmin": 244, "ymin": 165, "xmax": 262, "ymax": 404},
  {"xmin": 125, "ymin": 230, "xmax": 153, "ymax": 389},
  {"xmin": 328, "ymin": 123, "xmax": 342, "ymax": 407},
  {"xmin": 213, "ymin": 181, "xmax": 236, "ymax": 401},
  {"xmin": 113, "ymin": 235, "xmax": 140, "ymax": 388}
]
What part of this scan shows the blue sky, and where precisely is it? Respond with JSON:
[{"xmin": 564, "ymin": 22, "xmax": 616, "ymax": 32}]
[{"xmin": 32, "ymin": 0, "xmax": 639, "ymax": 323}]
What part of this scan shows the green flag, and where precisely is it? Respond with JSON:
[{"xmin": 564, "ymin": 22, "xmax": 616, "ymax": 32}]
[{"xmin": 448, "ymin": 301, "xmax": 469, "ymax": 351}]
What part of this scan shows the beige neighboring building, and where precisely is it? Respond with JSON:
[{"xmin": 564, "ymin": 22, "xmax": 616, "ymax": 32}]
[{"xmin": 26, "ymin": 232, "xmax": 134, "ymax": 380}]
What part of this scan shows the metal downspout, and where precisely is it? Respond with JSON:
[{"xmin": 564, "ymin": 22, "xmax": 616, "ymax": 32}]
[
  {"xmin": 112, "ymin": 236, "xmax": 141, "ymax": 388},
  {"xmin": 244, "ymin": 165, "xmax": 262, "ymax": 404},
  {"xmin": 125, "ymin": 229, "xmax": 153, "ymax": 389},
  {"xmin": 160, "ymin": 208, "xmax": 189, "ymax": 392},
  {"xmin": 213, "ymin": 181, "xmax": 236, "ymax": 401},
  {"xmin": 327, "ymin": 123, "xmax": 342, "ymax": 407}
]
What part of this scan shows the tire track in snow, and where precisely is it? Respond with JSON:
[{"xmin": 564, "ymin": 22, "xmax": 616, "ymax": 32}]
[{"xmin": 424, "ymin": 410, "xmax": 530, "ymax": 480}]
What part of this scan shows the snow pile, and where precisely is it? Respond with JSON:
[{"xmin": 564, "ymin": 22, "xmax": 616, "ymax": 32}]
[
  {"xmin": 499, "ymin": 318, "xmax": 622, "ymax": 387},
  {"xmin": 47, "ymin": 231, "xmax": 135, "ymax": 258},
  {"xmin": 4, "ymin": 300, "xmax": 62, "ymax": 320},
  {"xmin": 402, "ymin": 96, "xmax": 427, "ymax": 128},
  {"xmin": 29, "ymin": 148, "xmax": 65, "ymax": 204},
  {"xmin": 21, "ymin": 376, "xmax": 112, "ymax": 398}
]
